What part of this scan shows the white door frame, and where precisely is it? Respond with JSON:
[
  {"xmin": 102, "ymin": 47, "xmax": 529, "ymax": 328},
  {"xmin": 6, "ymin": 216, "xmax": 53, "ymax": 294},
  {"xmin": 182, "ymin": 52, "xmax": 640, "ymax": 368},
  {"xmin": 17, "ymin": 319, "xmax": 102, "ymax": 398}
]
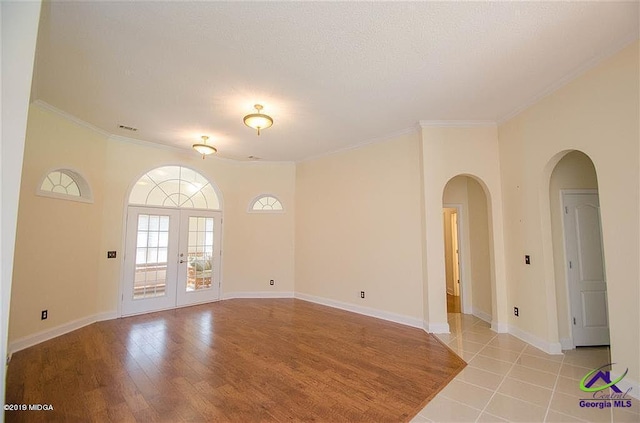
[
  {"xmin": 443, "ymin": 203, "xmax": 471, "ymax": 314},
  {"xmin": 560, "ymin": 189, "xmax": 609, "ymax": 348}
]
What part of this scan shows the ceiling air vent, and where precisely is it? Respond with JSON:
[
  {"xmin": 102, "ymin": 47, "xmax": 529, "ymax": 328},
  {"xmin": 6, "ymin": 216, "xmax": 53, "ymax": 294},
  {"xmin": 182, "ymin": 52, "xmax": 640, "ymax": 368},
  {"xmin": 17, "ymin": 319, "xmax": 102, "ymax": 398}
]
[{"xmin": 118, "ymin": 124, "xmax": 138, "ymax": 132}]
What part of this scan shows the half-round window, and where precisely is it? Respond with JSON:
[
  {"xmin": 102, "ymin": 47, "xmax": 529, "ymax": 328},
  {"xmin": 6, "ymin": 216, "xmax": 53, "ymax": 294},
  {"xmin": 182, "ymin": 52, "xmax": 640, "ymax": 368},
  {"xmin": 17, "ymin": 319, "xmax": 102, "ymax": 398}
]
[
  {"xmin": 129, "ymin": 166, "xmax": 221, "ymax": 210},
  {"xmin": 248, "ymin": 195, "xmax": 284, "ymax": 212},
  {"xmin": 38, "ymin": 169, "xmax": 93, "ymax": 203}
]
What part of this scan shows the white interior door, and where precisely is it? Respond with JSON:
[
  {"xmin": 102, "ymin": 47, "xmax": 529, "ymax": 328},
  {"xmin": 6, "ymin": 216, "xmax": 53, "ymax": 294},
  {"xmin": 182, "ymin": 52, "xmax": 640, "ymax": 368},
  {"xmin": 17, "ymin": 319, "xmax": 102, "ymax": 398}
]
[
  {"xmin": 122, "ymin": 207, "xmax": 180, "ymax": 316},
  {"xmin": 123, "ymin": 207, "xmax": 221, "ymax": 316},
  {"xmin": 563, "ymin": 192, "xmax": 610, "ymax": 346},
  {"xmin": 176, "ymin": 210, "xmax": 222, "ymax": 307}
]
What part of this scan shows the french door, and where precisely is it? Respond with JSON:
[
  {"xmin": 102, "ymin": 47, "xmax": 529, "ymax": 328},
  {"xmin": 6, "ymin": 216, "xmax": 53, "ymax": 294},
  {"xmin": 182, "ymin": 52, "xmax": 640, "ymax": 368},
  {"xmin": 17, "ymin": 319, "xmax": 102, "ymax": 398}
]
[{"xmin": 122, "ymin": 206, "xmax": 222, "ymax": 316}]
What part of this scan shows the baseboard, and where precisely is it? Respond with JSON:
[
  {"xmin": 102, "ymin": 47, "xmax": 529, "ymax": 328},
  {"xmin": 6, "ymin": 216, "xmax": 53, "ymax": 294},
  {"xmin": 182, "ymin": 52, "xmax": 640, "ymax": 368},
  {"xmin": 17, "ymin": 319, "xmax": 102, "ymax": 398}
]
[
  {"xmin": 222, "ymin": 291, "xmax": 294, "ymax": 300},
  {"xmin": 508, "ymin": 324, "xmax": 563, "ymax": 355},
  {"xmin": 294, "ymin": 292, "xmax": 424, "ymax": 329},
  {"xmin": 8, "ymin": 310, "xmax": 117, "ymax": 354},
  {"xmin": 491, "ymin": 321, "xmax": 508, "ymax": 333},
  {"xmin": 424, "ymin": 322, "xmax": 450, "ymax": 334},
  {"xmin": 560, "ymin": 337, "xmax": 574, "ymax": 351},
  {"xmin": 472, "ymin": 308, "xmax": 492, "ymax": 324}
]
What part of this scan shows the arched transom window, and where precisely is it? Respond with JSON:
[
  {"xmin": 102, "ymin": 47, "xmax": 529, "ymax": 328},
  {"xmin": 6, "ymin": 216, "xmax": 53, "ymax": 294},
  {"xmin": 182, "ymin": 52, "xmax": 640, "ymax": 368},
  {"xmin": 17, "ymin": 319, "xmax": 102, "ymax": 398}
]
[
  {"xmin": 38, "ymin": 169, "xmax": 93, "ymax": 203},
  {"xmin": 129, "ymin": 166, "xmax": 220, "ymax": 209},
  {"xmin": 248, "ymin": 194, "xmax": 284, "ymax": 212}
]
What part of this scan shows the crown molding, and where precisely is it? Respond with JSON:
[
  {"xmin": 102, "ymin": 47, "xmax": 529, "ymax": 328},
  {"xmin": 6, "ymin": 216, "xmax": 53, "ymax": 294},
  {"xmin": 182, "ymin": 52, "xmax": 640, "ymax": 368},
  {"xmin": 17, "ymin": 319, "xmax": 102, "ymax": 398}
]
[
  {"xmin": 32, "ymin": 99, "xmax": 112, "ymax": 137},
  {"xmin": 418, "ymin": 120, "xmax": 497, "ymax": 128},
  {"xmin": 109, "ymin": 134, "xmax": 294, "ymax": 165},
  {"xmin": 33, "ymin": 99, "xmax": 211, "ymax": 158}
]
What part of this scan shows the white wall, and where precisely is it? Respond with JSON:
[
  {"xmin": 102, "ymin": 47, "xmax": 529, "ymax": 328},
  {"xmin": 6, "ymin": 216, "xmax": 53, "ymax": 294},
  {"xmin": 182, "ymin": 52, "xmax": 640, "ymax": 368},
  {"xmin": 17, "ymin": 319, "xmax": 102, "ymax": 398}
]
[
  {"xmin": 295, "ymin": 132, "xmax": 424, "ymax": 326},
  {"xmin": 0, "ymin": 0, "xmax": 41, "ymax": 409},
  {"xmin": 498, "ymin": 41, "xmax": 639, "ymax": 383}
]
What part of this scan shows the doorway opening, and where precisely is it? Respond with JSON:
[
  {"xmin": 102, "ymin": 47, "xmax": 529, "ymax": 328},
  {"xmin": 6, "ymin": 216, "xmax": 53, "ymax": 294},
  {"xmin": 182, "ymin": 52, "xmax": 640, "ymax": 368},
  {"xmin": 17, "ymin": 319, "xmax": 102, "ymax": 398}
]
[
  {"xmin": 549, "ymin": 151, "xmax": 609, "ymax": 348},
  {"xmin": 442, "ymin": 175, "xmax": 493, "ymax": 324},
  {"xmin": 122, "ymin": 166, "xmax": 223, "ymax": 316}
]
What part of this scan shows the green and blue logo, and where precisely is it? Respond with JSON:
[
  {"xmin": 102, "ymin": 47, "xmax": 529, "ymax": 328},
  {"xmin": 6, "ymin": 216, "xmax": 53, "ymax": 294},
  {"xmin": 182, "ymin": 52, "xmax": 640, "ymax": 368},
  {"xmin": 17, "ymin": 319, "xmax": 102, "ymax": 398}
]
[
  {"xmin": 579, "ymin": 363, "xmax": 628, "ymax": 393},
  {"xmin": 578, "ymin": 363, "xmax": 634, "ymax": 410}
]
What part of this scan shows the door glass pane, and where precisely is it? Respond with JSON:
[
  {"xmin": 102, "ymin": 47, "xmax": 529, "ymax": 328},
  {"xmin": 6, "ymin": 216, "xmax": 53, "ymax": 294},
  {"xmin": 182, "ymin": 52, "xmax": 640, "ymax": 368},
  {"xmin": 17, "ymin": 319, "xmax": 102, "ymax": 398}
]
[
  {"xmin": 186, "ymin": 216, "xmax": 214, "ymax": 292},
  {"xmin": 134, "ymin": 214, "xmax": 169, "ymax": 299},
  {"xmin": 158, "ymin": 232, "xmax": 169, "ymax": 247},
  {"xmin": 158, "ymin": 247, "xmax": 168, "ymax": 263},
  {"xmin": 159, "ymin": 216, "xmax": 170, "ymax": 231},
  {"xmin": 148, "ymin": 231, "xmax": 159, "ymax": 247},
  {"xmin": 149, "ymin": 215, "xmax": 160, "ymax": 231}
]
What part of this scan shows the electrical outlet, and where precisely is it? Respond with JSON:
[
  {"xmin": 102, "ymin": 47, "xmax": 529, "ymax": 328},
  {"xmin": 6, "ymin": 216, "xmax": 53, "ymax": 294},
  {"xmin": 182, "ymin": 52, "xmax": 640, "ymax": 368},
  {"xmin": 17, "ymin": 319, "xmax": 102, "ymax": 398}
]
[
  {"xmin": 360, "ymin": 291, "xmax": 365, "ymax": 299},
  {"xmin": 41, "ymin": 310, "xmax": 48, "ymax": 320},
  {"xmin": 514, "ymin": 307, "xmax": 519, "ymax": 317},
  {"xmin": 525, "ymin": 255, "xmax": 530, "ymax": 265},
  {"xmin": 269, "ymin": 279, "xmax": 274, "ymax": 286},
  {"xmin": 107, "ymin": 251, "xmax": 117, "ymax": 259}
]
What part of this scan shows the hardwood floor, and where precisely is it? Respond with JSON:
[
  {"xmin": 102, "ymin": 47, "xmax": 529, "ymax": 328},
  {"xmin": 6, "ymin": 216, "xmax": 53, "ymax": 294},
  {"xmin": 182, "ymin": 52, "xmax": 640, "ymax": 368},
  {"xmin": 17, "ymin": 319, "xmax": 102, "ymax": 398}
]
[{"xmin": 5, "ymin": 299, "xmax": 465, "ymax": 422}]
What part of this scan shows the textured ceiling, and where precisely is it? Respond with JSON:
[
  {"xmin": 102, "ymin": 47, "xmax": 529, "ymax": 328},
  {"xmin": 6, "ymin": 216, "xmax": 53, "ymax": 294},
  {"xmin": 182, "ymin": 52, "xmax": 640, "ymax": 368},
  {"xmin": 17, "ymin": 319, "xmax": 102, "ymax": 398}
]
[{"xmin": 32, "ymin": 1, "xmax": 639, "ymax": 162}]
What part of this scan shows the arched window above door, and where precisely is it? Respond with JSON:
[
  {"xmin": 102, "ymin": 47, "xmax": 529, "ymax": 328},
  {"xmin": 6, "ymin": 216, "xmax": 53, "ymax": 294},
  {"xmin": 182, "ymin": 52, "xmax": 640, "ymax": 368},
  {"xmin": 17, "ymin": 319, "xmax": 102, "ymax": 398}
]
[{"xmin": 129, "ymin": 166, "xmax": 221, "ymax": 210}]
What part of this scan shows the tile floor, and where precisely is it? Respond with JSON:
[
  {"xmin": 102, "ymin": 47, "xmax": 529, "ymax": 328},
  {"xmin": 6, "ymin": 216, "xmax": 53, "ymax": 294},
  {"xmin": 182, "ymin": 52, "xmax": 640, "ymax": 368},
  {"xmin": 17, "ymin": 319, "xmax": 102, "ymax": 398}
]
[{"xmin": 412, "ymin": 314, "xmax": 639, "ymax": 422}]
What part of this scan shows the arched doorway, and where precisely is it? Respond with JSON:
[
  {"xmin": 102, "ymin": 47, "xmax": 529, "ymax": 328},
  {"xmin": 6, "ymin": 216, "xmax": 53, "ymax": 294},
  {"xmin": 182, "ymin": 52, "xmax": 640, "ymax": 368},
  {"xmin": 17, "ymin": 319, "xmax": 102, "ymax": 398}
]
[
  {"xmin": 122, "ymin": 166, "xmax": 223, "ymax": 316},
  {"xmin": 549, "ymin": 151, "xmax": 609, "ymax": 348},
  {"xmin": 442, "ymin": 175, "xmax": 493, "ymax": 324}
]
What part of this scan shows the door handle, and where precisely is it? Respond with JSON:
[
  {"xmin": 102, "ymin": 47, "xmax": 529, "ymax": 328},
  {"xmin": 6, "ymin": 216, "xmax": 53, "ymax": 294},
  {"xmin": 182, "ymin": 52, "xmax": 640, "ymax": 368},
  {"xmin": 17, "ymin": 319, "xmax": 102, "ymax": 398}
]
[{"xmin": 179, "ymin": 259, "xmax": 186, "ymax": 264}]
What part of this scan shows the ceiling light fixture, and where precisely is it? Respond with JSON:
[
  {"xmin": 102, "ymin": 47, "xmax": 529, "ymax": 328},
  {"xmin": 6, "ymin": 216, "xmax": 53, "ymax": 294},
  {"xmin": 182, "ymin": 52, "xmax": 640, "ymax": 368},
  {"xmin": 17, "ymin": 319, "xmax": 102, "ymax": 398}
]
[
  {"xmin": 243, "ymin": 104, "xmax": 273, "ymax": 135},
  {"xmin": 192, "ymin": 135, "xmax": 217, "ymax": 159}
]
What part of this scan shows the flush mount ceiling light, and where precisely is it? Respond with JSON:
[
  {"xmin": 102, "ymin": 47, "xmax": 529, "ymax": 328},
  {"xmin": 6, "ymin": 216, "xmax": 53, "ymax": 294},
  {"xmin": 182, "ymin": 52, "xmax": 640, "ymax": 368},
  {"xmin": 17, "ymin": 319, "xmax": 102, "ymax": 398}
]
[
  {"xmin": 192, "ymin": 135, "xmax": 217, "ymax": 159},
  {"xmin": 243, "ymin": 104, "xmax": 273, "ymax": 136}
]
